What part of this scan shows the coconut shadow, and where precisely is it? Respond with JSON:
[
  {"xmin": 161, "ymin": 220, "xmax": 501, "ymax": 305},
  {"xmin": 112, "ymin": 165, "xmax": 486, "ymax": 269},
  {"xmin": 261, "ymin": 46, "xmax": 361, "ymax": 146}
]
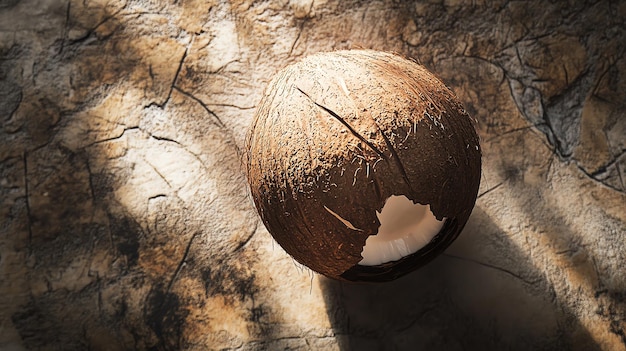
[{"xmin": 320, "ymin": 207, "xmax": 601, "ymax": 351}]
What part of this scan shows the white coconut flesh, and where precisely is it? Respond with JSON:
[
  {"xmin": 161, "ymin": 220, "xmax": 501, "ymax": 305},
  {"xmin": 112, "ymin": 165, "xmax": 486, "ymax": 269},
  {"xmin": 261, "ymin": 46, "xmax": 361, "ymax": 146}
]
[{"xmin": 358, "ymin": 195, "xmax": 445, "ymax": 266}]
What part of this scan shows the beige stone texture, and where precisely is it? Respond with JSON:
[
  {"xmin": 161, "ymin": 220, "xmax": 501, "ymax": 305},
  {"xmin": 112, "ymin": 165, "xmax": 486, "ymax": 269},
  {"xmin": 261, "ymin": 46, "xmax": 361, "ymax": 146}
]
[{"xmin": 0, "ymin": 0, "xmax": 624, "ymax": 350}]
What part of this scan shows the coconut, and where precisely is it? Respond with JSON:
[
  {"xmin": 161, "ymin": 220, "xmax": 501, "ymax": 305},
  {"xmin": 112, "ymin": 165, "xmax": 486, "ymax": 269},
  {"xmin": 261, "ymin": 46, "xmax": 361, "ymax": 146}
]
[{"xmin": 246, "ymin": 49, "xmax": 481, "ymax": 282}]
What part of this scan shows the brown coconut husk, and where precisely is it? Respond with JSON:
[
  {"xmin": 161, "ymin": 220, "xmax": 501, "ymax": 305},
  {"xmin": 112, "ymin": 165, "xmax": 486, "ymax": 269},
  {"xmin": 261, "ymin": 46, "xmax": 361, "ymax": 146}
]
[{"xmin": 246, "ymin": 49, "xmax": 481, "ymax": 282}]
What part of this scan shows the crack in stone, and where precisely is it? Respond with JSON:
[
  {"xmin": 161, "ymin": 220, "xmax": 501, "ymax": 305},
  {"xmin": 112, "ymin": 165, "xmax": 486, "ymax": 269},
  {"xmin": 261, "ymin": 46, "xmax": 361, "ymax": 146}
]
[
  {"xmin": 148, "ymin": 194, "xmax": 167, "ymax": 201},
  {"xmin": 458, "ymin": 55, "xmax": 507, "ymax": 85},
  {"xmin": 478, "ymin": 182, "xmax": 504, "ymax": 199},
  {"xmin": 588, "ymin": 149, "xmax": 626, "ymax": 178},
  {"xmin": 88, "ymin": 125, "xmax": 210, "ymax": 180},
  {"xmin": 223, "ymin": 335, "xmax": 337, "ymax": 351},
  {"xmin": 484, "ymin": 124, "xmax": 544, "ymax": 143},
  {"xmin": 288, "ymin": 21, "xmax": 306, "ymax": 57},
  {"xmin": 172, "ymin": 86, "xmax": 226, "ymax": 129},
  {"xmin": 84, "ymin": 154, "xmax": 97, "ymax": 207},
  {"xmin": 22, "ymin": 151, "xmax": 33, "ymax": 255},
  {"xmin": 143, "ymin": 35, "xmax": 194, "ymax": 110},
  {"xmin": 151, "ymin": 135, "xmax": 181, "ymax": 145},
  {"xmin": 394, "ymin": 305, "xmax": 438, "ymax": 333},
  {"xmin": 5, "ymin": 89, "xmax": 23, "ymax": 125},
  {"xmin": 442, "ymin": 253, "xmax": 539, "ymax": 286},
  {"xmin": 207, "ymin": 102, "xmax": 255, "ymax": 110},
  {"xmin": 166, "ymin": 232, "xmax": 199, "ymax": 294},
  {"xmin": 58, "ymin": 0, "xmax": 71, "ymax": 55},
  {"xmin": 233, "ymin": 220, "xmax": 259, "ymax": 253},
  {"xmin": 144, "ymin": 158, "xmax": 173, "ymax": 189},
  {"xmin": 544, "ymin": 61, "xmax": 595, "ymax": 158},
  {"xmin": 64, "ymin": 5, "xmax": 126, "ymax": 48},
  {"xmin": 575, "ymin": 156, "xmax": 626, "ymax": 193},
  {"xmin": 164, "ymin": 46, "xmax": 189, "ymax": 107},
  {"xmin": 88, "ymin": 126, "xmax": 140, "ymax": 146},
  {"xmin": 148, "ymin": 132, "xmax": 213, "ymax": 176}
]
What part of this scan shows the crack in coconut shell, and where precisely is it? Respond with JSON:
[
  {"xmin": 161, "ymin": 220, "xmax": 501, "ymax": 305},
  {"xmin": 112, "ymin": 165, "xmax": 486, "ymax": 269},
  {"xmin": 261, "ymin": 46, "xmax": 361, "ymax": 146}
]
[
  {"xmin": 296, "ymin": 87, "xmax": 387, "ymax": 159},
  {"xmin": 298, "ymin": 83, "xmax": 419, "ymax": 201},
  {"xmin": 323, "ymin": 205, "xmax": 364, "ymax": 232},
  {"xmin": 246, "ymin": 49, "xmax": 481, "ymax": 282}
]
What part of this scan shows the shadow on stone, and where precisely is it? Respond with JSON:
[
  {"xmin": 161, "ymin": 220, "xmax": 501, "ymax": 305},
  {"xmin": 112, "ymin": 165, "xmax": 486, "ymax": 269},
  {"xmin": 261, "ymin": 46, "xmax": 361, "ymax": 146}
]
[
  {"xmin": 1, "ymin": 2, "xmax": 274, "ymax": 350},
  {"xmin": 321, "ymin": 207, "xmax": 601, "ymax": 351}
]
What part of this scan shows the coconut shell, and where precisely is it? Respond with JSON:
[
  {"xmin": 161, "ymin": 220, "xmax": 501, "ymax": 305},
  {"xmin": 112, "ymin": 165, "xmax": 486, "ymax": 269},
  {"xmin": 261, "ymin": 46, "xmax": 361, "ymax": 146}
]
[{"xmin": 246, "ymin": 49, "xmax": 481, "ymax": 282}]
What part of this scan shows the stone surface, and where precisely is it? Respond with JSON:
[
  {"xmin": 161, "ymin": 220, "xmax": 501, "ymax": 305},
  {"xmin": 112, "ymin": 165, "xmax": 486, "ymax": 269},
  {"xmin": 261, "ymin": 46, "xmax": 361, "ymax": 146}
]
[{"xmin": 0, "ymin": 0, "xmax": 624, "ymax": 350}]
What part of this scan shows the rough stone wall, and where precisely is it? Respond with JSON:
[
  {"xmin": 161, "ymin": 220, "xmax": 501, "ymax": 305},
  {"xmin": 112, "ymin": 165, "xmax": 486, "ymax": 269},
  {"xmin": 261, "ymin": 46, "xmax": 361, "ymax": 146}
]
[{"xmin": 0, "ymin": 0, "xmax": 624, "ymax": 350}]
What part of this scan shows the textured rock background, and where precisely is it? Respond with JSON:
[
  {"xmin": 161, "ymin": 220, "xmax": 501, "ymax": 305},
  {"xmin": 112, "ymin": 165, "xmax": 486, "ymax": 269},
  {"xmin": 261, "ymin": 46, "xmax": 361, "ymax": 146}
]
[{"xmin": 0, "ymin": 0, "xmax": 624, "ymax": 350}]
